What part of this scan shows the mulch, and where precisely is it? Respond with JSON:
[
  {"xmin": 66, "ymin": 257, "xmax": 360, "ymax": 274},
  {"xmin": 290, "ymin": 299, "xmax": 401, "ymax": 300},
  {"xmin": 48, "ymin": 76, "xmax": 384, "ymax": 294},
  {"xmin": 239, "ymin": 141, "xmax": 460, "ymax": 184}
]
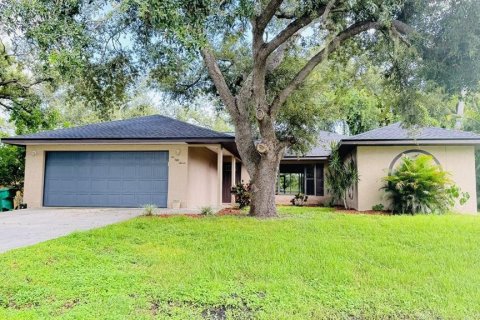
[{"xmin": 217, "ymin": 207, "xmax": 245, "ymax": 216}]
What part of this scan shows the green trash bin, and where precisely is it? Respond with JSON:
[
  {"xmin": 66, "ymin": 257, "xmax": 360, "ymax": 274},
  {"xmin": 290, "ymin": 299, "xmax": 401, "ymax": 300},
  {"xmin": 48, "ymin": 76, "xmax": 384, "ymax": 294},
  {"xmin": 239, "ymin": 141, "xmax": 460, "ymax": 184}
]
[
  {"xmin": 0, "ymin": 188, "xmax": 16, "ymax": 211},
  {"xmin": 0, "ymin": 188, "xmax": 14, "ymax": 200},
  {"xmin": 1, "ymin": 198, "xmax": 13, "ymax": 211}
]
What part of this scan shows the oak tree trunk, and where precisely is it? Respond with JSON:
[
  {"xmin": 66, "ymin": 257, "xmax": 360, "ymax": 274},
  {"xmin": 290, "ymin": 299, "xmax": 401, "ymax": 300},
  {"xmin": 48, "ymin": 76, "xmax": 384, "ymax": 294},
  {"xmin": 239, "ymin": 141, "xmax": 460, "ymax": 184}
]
[
  {"xmin": 248, "ymin": 157, "xmax": 281, "ymax": 217},
  {"xmin": 232, "ymin": 118, "xmax": 283, "ymax": 218}
]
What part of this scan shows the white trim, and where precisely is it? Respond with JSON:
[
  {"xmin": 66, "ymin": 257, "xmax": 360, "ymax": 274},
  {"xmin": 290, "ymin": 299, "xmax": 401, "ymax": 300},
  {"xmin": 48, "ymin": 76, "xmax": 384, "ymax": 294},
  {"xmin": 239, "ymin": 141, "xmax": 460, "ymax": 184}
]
[{"xmin": 341, "ymin": 139, "xmax": 480, "ymax": 146}]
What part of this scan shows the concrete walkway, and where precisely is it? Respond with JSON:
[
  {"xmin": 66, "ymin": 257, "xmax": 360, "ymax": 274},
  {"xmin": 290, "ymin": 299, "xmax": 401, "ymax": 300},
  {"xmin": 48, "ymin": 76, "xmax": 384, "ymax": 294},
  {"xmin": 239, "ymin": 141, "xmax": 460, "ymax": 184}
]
[{"xmin": 0, "ymin": 207, "xmax": 144, "ymax": 253}]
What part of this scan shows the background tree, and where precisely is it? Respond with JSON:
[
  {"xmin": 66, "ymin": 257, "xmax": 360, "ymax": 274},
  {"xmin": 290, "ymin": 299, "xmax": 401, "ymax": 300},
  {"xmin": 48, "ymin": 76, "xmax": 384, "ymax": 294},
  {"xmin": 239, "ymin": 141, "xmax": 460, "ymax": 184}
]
[
  {"xmin": 0, "ymin": 138, "xmax": 24, "ymax": 188},
  {"xmin": 311, "ymin": 57, "xmax": 457, "ymax": 135},
  {"xmin": 411, "ymin": 0, "xmax": 480, "ymax": 96},
  {"xmin": 396, "ymin": 0, "xmax": 480, "ymax": 128},
  {"xmin": 0, "ymin": 39, "xmax": 58, "ymax": 134},
  {"xmin": 0, "ymin": 117, "xmax": 24, "ymax": 188}
]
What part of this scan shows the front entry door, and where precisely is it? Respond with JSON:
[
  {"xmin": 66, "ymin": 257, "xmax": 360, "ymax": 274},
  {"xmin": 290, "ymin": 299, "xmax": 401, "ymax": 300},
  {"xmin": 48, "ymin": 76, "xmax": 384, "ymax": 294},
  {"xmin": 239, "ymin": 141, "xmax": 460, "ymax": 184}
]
[{"xmin": 222, "ymin": 163, "xmax": 232, "ymax": 203}]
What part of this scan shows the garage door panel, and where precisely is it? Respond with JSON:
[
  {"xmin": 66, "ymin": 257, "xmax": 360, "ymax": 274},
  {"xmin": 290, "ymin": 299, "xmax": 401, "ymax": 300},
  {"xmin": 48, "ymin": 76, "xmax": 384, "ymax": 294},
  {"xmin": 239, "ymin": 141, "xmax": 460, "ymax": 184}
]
[
  {"xmin": 91, "ymin": 180, "xmax": 109, "ymax": 192},
  {"xmin": 153, "ymin": 166, "xmax": 168, "ymax": 177},
  {"xmin": 135, "ymin": 193, "xmax": 167, "ymax": 206},
  {"xmin": 44, "ymin": 151, "xmax": 168, "ymax": 207},
  {"xmin": 151, "ymin": 180, "xmax": 169, "ymax": 193},
  {"xmin": 135, "ymin": 195, "xmax": 151, "ymax": 205},
  {"xmin": 107, "ymin": 165, "xmax": 123, "ymax": 176},
  {"xmin": 75, "ymin": 194, "xmax": 93, "ymax": 205},
  {"xmin": 46, "ymin": 179, "xmax": 66, "ymax": 192},
  {"xmin": 75, "ymin": 179, "xmax": 92, "ymax": 192},
  {"xmin": 119, "ymin": 194, "xmax": 136, "ymax": 206},
  {"xmin": 91, "ymin": 165, "xmax": 111, "ymax": 178},
  {"xmin": 92, "ymin": 152, "xmax": 111, "ymax": 164},
  {"xmin": 123, "ymin": 166, "xmax": 138, "ymax": 178},
  {"xmin": 136, "ymin": 166, "xmax": 153, "ymax": 179},
  {"xmin": 89, "ymin": 194, "xmax": 103, "ymax": 204},
  {"xmin": 48, "ymin": 166, "xmax": 73, "ymax": 178},
  {"xmin": 106, "ymin": 179, "xmax": 125, "ymax": 193},
  {"xmin": 133, "ymin": 183, "xmax": 147, "ymax": 193}
]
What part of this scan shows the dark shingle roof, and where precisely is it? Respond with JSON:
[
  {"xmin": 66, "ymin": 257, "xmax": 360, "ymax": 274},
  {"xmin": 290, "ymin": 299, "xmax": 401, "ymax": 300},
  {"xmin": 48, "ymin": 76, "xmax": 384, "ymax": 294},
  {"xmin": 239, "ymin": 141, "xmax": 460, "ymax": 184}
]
[
  {"xmin": 284, "ymin": 131, "xmax": 346, "ymax": 159},
  {"xmin": 342, "ymin": 122, "xmax": 480, "ymax": 143},
  {"xmin": 4, "ymin": 117, "xmax": 480, "ymax": 156},
  {"xmin": 3, "ymin": 115, "xmax": 235, "ymax": 142}
]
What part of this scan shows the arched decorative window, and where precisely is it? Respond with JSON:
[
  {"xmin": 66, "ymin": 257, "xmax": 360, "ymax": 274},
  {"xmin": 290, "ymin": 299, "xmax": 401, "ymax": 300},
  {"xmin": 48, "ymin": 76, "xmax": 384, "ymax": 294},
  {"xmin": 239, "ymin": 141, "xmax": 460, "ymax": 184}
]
[{"xmin": 388, "ymin": 149, "xmax": 441, "ymax": 174}]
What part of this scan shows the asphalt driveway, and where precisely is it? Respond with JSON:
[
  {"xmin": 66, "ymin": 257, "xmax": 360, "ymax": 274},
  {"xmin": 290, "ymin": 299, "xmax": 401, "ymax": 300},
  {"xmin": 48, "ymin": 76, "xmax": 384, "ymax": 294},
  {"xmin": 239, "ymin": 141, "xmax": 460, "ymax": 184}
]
[{"xmin": 0, "ymin": 208, "xmax": 143, "ymax": 253}]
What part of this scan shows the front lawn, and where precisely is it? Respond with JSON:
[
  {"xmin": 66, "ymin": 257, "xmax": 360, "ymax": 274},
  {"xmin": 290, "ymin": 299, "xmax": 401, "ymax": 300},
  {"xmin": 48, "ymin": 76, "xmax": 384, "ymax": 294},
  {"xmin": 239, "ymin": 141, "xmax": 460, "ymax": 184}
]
[{"xmin": 0, "ymin": 207, "xmax": 479, "ymax": 319}]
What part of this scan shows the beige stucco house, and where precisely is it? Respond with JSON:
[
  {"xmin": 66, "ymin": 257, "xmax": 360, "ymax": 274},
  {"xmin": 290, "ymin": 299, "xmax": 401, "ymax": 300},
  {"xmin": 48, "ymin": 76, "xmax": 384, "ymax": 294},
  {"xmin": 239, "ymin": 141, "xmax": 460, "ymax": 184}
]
[{"xmin": 2, "ymin": 116, "xmax": 480, "ymax": 213}]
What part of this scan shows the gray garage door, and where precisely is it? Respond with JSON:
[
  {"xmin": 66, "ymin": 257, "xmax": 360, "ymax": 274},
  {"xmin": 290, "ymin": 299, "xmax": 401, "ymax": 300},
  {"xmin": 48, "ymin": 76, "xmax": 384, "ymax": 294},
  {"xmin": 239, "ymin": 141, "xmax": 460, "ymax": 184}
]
[{"xmin": 43, "ymin": 151, "xmax": 168, "ymax": 207}]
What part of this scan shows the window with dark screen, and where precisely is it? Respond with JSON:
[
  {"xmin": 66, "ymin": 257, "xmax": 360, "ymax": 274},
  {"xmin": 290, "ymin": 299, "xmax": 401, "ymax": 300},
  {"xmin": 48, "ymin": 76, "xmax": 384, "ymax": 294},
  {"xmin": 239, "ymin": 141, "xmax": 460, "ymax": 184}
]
[{"xmin": 276, "ymin": 163, "xmax": 324, "ymax": 196}]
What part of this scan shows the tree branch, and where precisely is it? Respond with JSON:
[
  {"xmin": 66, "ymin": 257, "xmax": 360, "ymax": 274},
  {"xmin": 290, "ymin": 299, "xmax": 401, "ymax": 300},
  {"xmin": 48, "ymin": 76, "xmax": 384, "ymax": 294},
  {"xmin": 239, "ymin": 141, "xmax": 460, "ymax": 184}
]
[
  {"xmin": 255, "ymin": 0, "xmax": 284, "ymax": 35},
  {"xmin": 264, "ymin": 0, "xmax": 336, "ymax": 58},
  {"xmin": 392, "ymin": 20, "xmax": 415, "ymax": 35},
  {"xmin": 200, "ymin": 48, "xmax": 260, "ymax": 170},
  {"xmin": 275, "ymin": 10, "xmax": 296, "ymax": 19},
  {"xmin": 251, "ymin": 1, "xmax": 290, "ymax": 112},
  {"xmin": 270, "ymin": 20, "xmax": 386, "ymax": 115},
  {"xmin": 200, "ymin": 47, "xmax": 238, "ymax": 117},
  {"xmin": 176, "ymin": 73, "xmax": 204, "ymax": 90},
  {"xmin": 275, "ymin": 139, "xmax": 293, "ymax": 153},
  {"xmin": 0, "ymin": 77, "xmax": 52, "ymax": 89},
  {"xmin": 266, "ymin": 39, "xmax": 291, "ymax": 72},
  {"xmin": 246, "ymin": 38, "xmax": 289, "ymax": 112},
  {"xmin": 0, "ymin": 79, "xmax": 21, "ymax": 87},
  {"xmin": 0, "ymin": 100, "xmax": 14, "ymax": 111},
  {"xmin": 390, "ymin": 20, "xmax": 416, "ymax": 46}
]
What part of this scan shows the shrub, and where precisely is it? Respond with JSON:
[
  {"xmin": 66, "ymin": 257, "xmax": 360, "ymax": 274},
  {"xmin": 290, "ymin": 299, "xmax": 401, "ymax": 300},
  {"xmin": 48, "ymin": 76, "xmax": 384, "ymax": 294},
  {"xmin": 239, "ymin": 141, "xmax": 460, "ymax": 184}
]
[
  {"xmin": 383, "ymin": 154, "xmax": 463, "ymax": 214},
  {"xmin": 231, "ymin": 181, "xmax": 251, "ymax": 209},
  {"xmin": 290, "ymin": 193, "xmax": 308, "ymax": 206},
  {"xmin": 372, "ymin": 203, "xmax": 384, "ymax": 211},
  {"xmin": 200, "ymin": 206, "xmax": 215, "ymax": 215},
  {"xmin": 325, "ymin": 142, "xmax": 359, "ymax": 209},
  {"xmin": 142, "ymin": 204, "xmax": 157, "ymax": 216}
]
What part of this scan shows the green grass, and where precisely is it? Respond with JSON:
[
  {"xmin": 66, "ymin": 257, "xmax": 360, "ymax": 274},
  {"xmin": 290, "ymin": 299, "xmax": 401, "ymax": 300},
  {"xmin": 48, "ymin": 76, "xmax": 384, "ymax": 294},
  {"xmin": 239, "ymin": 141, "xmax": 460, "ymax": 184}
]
[{"xmin": 0, "ymin": 207, "xmax": 479, "ymax": 319}]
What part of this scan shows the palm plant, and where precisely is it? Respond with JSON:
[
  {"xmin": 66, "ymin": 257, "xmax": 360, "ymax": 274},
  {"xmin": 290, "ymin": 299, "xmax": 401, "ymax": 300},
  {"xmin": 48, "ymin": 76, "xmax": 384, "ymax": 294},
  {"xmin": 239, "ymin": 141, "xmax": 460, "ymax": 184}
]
[
  {"xmin": 325, "ymin": 142, "xmax": 359, "ymax": 209},
  {"xmin": 383, "ymin": 154, "xmax": 462, "ymax": 214}
]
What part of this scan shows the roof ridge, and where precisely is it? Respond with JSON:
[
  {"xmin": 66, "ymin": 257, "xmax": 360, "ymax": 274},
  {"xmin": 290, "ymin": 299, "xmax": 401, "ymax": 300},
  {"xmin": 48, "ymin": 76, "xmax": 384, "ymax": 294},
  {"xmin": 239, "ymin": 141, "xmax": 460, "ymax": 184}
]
[{"xmin": 347, "ymin": 122, "xmax": 400, "ymax": 139}]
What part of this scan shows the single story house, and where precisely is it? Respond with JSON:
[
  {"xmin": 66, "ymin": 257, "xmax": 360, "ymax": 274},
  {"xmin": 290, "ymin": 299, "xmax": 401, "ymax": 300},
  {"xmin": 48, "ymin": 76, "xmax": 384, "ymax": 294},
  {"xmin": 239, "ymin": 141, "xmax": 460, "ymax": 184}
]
[{"xmin": 2, "ymin": 116, "xmax": 479, "ymax": 213}]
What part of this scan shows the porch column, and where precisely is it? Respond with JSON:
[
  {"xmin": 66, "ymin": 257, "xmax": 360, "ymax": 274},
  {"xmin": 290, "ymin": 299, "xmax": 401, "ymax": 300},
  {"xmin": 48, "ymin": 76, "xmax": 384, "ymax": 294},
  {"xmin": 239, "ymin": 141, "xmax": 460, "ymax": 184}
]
[
  {"xmin": 231, "ymin": 156, "xmax": 236, "ymax": 204},
  {"xmin": 217, "ymin": 146, "xmax": 223, "ymax": 208}
]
